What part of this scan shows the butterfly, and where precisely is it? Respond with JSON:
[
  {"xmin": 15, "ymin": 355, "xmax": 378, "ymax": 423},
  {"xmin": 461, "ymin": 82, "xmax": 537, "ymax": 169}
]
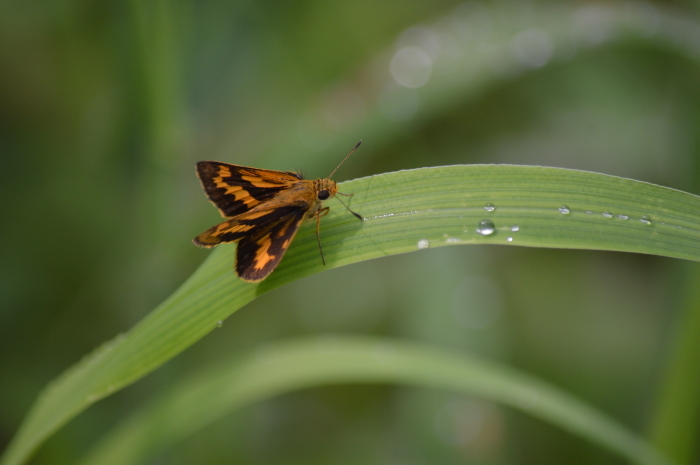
[{"xmin": 193, "ymin": 141, "xmax": 363, "ymax": 282}]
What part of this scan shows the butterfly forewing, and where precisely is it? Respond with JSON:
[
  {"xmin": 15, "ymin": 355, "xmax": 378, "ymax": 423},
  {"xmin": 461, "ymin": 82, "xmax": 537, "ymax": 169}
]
[{"xmin": 196, "ymin": 162, "xmax": 302, "ymax": 218}]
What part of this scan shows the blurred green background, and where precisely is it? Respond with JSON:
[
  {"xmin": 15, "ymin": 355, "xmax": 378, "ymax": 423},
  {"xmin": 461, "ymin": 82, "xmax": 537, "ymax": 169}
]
[{"xmin": 2, "ymin": 0, "xmax": 700, "ymax": 463}]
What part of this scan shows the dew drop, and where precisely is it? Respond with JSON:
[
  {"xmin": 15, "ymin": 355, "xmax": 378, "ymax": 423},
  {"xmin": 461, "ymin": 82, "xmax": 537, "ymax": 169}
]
[
  {"xmin": 511, "ymin": 225, "xmax": 520, "ymax": 232},
  {"xmin": 558, "ymin": 205, "xmax": 571, "ymax": 215},
  {"xmin": 602, "ymin": 212, "xmax": 613, "ymax": 218},
  {"xmin": 640, "ymin": 216, "xmax": 652, "ymax": 225},
  {"xmin": 417, "ymin": 239, "xmax": 431, "ymax": 249},
  {"xmin": 617, "ymin": 215, "xmax": 629, "ymax": 220},
  {"xmin": 506, "ymin": 237, "xmax": 513, "ymax": 242},
  {"xmin": 586, "ymin": 211, "xmax": 593, "ymax": 214},
  {"xmin": 476, "ymin": 219, "xmax": 496, "ymax": 236},
  {"xmin": 217, "ymin": 321, "xmax": 223, "ymax": 328},
  {"xmin": 484, "ymin": 203, "xmax": 496, "ymax": 212}
]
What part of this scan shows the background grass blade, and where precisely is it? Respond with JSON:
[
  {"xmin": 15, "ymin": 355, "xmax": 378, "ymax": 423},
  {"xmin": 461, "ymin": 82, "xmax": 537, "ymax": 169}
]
[
  {"xmin": 76, "ymin": 336, "xmax": 674, "ymax": 465},
  {"xmin": 647, "ymin": 263, "xmax": 700, "ymax": 464},
  {"xmin": 3, "ymin": 164, "xmax": 700, "ymax": 465}
]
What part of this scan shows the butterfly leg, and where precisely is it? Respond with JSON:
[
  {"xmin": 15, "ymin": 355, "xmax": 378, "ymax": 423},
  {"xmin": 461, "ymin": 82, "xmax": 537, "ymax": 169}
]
[{"xmin": 314, "ymin": 207, "xmax": 330, "ymax": 265}]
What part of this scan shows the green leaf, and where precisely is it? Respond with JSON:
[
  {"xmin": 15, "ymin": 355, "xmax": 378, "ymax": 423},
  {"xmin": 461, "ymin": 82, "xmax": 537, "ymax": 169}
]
[
  {"xmin": 4, "ymin": 164, "xmax": 699, "ymax": 465},
  {"xmin": 76, "ymin": 336, "xmax": 674, "ymax": 465}
]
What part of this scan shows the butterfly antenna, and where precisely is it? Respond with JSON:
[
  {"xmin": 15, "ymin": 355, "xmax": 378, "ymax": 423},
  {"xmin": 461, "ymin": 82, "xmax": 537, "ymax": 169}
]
[
  {"xmin": 328, "ymin": 140, "xmax": 362, "ymax": 179},
  {"xmin": 333, "ymin": 193, "xmax": 363, "ymax": 221}
]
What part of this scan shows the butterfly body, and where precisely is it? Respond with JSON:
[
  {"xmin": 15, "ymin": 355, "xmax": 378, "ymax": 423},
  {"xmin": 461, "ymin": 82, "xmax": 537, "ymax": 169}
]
[{"xmin": 193, "ymin": 145, "xmax": 361, "ymax": 282}]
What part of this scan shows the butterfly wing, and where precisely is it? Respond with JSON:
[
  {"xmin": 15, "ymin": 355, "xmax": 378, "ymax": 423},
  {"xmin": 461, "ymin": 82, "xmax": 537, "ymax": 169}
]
[
  {"xmin": 193, "ymin": 203, "xmax": 309, "ymax": 281},
  {"xmin": 235, "ymin": 207, "xmax": 308, "ymax": 282},
  {"xmin": 196, "ymin": 161, "xmax": 303, "ymax": 218}
]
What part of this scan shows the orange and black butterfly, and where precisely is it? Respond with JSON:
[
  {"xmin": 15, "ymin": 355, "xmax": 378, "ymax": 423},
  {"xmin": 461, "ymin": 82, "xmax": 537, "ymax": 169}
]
[{"xmin": 193, "ymin": 141, "xmax": 363, "ymax": 282}]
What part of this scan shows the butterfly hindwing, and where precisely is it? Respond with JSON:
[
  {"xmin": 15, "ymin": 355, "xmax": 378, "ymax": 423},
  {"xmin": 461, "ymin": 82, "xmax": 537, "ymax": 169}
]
[
  {"xmin": 192, "ymin": 202, "xmax": 306, "ymax": 246},
  {"xmin": 192, "ymin": 216, "xmax": 257, "ymax": 247},
  {"xmin": 235, "ymin": 205, "xmax": 308, "ymax": 282},
  {"xmin": 196, "ymin": 161, "xmax": 302, "ymax": 218}
]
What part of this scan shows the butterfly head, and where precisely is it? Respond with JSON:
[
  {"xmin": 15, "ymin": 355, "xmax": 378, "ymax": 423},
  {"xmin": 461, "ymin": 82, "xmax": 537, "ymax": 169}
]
[{"xmin": 316, "ymin": 178, "xmax": 337, "ymax": 201}]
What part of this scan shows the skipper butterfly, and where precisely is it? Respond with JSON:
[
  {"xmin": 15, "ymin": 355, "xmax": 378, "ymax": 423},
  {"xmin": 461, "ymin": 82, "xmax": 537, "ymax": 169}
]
[{"xmin": 193, "ymin": 141, "xmax": 362, "ymax": 282}]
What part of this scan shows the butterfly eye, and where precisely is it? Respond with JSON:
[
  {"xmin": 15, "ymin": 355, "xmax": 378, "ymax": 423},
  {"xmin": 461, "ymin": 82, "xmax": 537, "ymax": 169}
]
[{"xmin": 317, "ymin": 190, "xmax": 330, "ymax": 200}]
